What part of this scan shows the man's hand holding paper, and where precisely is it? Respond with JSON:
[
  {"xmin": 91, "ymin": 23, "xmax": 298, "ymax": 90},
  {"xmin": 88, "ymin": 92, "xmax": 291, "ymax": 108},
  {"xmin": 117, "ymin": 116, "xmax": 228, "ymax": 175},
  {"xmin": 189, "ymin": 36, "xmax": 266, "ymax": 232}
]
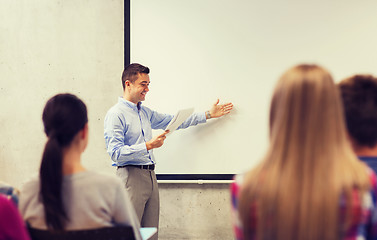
[{"xmin": 165, "ymin": 108, "xmax": 195, "ymax": 135}]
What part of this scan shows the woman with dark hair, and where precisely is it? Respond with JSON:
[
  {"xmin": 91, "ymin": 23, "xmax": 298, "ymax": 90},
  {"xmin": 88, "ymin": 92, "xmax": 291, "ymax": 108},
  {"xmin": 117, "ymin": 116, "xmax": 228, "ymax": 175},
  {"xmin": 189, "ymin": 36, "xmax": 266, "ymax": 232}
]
[{"xmin": 19, "ymin": 94, "xmax": 141, "ymax": 239}]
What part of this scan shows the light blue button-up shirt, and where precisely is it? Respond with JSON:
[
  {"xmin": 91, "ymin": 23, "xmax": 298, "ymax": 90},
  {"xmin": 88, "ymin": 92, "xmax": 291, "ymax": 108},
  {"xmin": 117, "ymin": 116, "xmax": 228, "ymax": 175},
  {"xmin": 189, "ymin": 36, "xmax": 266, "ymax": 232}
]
[{"xmin": 104, "ymin": 97, "xmax": 206, "ymax": 166}]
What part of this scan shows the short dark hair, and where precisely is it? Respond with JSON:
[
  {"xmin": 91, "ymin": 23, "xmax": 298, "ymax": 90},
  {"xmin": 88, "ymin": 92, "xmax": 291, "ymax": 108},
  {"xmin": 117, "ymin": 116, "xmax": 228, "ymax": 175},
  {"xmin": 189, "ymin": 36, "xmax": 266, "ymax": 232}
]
[
  {"xmin": 121, "ymin": 63, "xmax": 150, "ymax": 90},
  {"xmin": 338, "ymin": 75, "xmax": 377, "ymax": 147}
]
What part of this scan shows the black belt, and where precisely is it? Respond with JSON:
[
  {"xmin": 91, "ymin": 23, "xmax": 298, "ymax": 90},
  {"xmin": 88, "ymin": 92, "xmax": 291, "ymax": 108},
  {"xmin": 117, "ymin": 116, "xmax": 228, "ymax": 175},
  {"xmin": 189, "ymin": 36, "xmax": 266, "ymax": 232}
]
[{"xmin": 117, "ymin": 164, "xmax": 155, "ymax": 170}]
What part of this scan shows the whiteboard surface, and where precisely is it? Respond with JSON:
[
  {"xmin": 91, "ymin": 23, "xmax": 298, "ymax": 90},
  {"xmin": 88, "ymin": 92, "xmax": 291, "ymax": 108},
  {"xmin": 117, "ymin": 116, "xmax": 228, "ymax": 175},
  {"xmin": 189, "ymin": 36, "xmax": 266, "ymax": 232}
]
[{"xmin": 130, "ymin": 0, "xmax": 377, "ymax": 175}]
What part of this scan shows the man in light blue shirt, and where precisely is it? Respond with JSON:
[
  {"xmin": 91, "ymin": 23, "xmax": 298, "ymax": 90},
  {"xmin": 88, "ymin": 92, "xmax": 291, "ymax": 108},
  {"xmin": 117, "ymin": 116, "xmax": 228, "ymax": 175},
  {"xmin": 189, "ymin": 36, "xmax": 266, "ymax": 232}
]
[{"xmin": 104, "ymin": 63, "xmax": 233, "ymax": 239}]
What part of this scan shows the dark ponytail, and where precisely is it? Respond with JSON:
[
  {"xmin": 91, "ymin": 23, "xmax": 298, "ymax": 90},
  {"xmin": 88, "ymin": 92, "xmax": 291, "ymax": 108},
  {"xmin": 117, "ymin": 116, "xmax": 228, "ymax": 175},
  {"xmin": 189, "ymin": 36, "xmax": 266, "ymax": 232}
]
[{"xmin": 40, "ymin": 93, "xmax": 87, "ymax": 231}]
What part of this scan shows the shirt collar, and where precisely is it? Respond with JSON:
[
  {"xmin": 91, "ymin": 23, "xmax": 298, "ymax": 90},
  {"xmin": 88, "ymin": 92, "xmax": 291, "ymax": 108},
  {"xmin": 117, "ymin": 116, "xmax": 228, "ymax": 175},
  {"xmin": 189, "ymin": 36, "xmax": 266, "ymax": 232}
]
[{"xmin": 118, "ymin": 97, "xmax": 142, "ymax": 111}]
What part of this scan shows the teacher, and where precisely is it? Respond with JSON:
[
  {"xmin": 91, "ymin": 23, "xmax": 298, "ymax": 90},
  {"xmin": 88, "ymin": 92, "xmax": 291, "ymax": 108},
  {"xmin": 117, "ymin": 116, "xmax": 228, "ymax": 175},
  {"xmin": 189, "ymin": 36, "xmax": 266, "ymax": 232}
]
[{"xmin": 104, "ymin": 63, "xmax": 233, "ymax": 239}]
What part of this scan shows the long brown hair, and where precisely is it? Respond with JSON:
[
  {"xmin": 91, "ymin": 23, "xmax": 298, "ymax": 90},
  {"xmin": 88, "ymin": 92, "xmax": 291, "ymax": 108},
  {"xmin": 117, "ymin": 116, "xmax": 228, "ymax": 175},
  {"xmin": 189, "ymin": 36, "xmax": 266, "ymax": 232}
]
[
  {"xmin": 239, "ymin": 64, "xmax": 370, "ymax": 240},
  {"xmin": 40, "ymin": 93, "xmax": 88, "ymax": 231}
]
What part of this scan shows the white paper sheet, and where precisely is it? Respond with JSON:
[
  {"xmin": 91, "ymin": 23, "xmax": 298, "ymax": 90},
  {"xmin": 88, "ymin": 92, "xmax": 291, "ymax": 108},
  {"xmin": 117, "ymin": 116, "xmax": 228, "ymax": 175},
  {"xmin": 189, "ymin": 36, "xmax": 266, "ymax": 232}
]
[
  {"xmin": 140, "ymin": 227, "xmax": 157, "ymax": 240},
  {"xmin": 165, "ymin": 108, "xmax": 194, "ymax": 135}
]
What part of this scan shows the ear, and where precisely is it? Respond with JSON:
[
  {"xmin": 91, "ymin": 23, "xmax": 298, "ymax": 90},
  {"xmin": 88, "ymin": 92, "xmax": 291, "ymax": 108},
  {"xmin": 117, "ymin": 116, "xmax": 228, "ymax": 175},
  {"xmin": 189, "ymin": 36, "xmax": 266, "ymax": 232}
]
[
  {"xmin": 125, "ymin": 80, "xmax": 131, "ymax": 88},
  {"xmin": 80, "ymin": 123, "xmax": 89, "ymax": 140}
]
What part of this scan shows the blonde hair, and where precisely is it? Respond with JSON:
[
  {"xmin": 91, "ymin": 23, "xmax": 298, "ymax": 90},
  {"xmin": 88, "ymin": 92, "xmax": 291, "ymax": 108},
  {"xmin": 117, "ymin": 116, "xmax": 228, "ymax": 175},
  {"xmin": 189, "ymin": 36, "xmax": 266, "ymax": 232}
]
[{"xmin": 239, "ymin": 64, "xmax": 370, "ymax": 240}]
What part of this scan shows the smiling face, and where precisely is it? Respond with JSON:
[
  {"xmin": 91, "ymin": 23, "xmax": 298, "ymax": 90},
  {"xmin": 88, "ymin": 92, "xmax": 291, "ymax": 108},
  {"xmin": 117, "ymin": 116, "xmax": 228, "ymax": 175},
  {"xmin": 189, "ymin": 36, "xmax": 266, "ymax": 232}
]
[{"xmin": 124, "ymin": 73, "xmax": 150, "ymax": 104}]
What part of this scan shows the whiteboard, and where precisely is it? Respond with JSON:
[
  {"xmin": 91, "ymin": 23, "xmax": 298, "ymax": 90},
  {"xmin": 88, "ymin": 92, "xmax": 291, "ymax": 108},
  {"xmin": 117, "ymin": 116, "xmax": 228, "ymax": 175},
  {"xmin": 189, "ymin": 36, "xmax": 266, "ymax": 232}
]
[{"xmin": 128, "ymin": 0, "xmax": 377, "ymax": 176}]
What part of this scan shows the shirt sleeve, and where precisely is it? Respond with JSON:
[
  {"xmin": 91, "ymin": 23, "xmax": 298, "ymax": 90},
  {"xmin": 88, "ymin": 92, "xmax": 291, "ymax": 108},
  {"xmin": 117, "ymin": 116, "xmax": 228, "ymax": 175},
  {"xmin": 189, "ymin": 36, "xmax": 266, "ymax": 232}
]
[
  {"xmin": 104, "ymin": 111, "xmax": 149, "ymax": 165},
  {"xmin": 149, "ymin": 110, "xmax": 174, "ymax": 130},
  {"xmin": 176, "ymin": 112, "xmax": 207, "ymax": 130},
  {"xmin": 149, "ymin": 110, "xmax": 206, "ymax": 130}
]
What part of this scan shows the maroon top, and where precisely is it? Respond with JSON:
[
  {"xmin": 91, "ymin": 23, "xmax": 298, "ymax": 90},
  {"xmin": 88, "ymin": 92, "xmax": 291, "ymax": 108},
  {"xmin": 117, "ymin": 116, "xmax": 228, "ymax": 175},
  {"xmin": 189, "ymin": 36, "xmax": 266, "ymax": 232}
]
[{"xmin": 0, "ymin": 194, "xmax": 30, "ymax": 240}]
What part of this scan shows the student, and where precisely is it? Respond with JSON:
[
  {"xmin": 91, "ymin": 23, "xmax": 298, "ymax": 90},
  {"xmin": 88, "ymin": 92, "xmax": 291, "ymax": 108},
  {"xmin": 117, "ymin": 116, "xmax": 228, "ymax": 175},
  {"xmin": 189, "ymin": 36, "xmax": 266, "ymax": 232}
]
[
  {"xmin": 338, "ymin": 75, "xmax": 377, "ymax": 174},
  {"xmin": 0, "ymin": 194, "xmax": 30, "ymax": 240},
  {"xmin": 0, "ymin": 181, "xmax": 20, "ymax": 205},
  {"xmin": 104, "ymin": 63, "xmax": 233, "ymax": 239},
  {"xmin": 230, "ymin": 64, "xmax": 377, "ymax": 240},
  {"xmin": 19, "ymin": 94, "xmax": 142, "ymax": 240}
]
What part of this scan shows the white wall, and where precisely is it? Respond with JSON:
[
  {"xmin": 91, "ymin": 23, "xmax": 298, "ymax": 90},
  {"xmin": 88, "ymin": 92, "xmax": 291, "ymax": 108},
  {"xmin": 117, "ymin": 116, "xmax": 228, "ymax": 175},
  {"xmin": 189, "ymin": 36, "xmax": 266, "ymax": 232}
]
[{"xmin": 0, "ymin": 0, "xmax": 124, "ymax": 187}]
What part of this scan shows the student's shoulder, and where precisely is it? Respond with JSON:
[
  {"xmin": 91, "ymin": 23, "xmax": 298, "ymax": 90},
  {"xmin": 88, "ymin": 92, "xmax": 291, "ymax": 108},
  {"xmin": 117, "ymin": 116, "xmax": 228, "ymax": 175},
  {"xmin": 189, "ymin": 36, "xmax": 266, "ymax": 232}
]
[
  {"xmin": 0, "ymin": 194, "xmax": 10, "ymax": 204},
  {"xmin": 82, "ymin": 171, "xmax": 124, "ymax": 196},
  {"xmin": 20, "ymin": 176, "xmax": 39, "ymax": 192},
  {"xmin": 82, "ymin": 171, "xmax": 122, "ymax": 185},
  {"xmin": 367, "ymin": 167, "xmax": 377, "ymax": 188},
  {"xmin": 361, "ymin": 166, "xmax": 377, "ymax": 202},
  {"xmin": 231, "ymin": 174, "xmax": 246, "ymax": 196},
  {"xmin": 0, "ymin": 194, "xmax": 17, "ymax": 212},
  {"xmin": 233, "ymin": 173, "xmax": 246, "ymax": 186},
  {"xmin": 18, "ymin": 176, "xmax": 40, "ymax": 207}
]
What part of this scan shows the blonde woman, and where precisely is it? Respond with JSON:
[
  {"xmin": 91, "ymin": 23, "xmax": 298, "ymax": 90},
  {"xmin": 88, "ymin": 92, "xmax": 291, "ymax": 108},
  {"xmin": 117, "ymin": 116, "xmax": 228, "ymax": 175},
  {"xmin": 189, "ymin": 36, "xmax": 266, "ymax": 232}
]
[{"xmin": 230, "ymin": 64, "xmax": 377, "ymax": 240}]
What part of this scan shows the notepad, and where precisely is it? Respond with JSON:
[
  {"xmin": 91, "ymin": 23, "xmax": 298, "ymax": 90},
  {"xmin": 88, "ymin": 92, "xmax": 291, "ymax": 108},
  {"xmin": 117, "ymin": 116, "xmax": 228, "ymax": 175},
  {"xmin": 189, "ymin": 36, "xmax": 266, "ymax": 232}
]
[{"xmin": 165, "ymin": 108, "xmax": 194, "ymax": 135}]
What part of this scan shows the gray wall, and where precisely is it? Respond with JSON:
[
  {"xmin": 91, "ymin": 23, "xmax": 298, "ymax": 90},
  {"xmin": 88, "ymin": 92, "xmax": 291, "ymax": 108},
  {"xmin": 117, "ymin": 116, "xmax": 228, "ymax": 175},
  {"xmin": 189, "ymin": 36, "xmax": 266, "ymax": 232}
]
[
  {"xmin": 159, "ymin": 184, "xmax": 233, "ymax": 240},
  {"xmin": 0, "ymin": 1, "xmax": 233, "ymax": 239}
]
